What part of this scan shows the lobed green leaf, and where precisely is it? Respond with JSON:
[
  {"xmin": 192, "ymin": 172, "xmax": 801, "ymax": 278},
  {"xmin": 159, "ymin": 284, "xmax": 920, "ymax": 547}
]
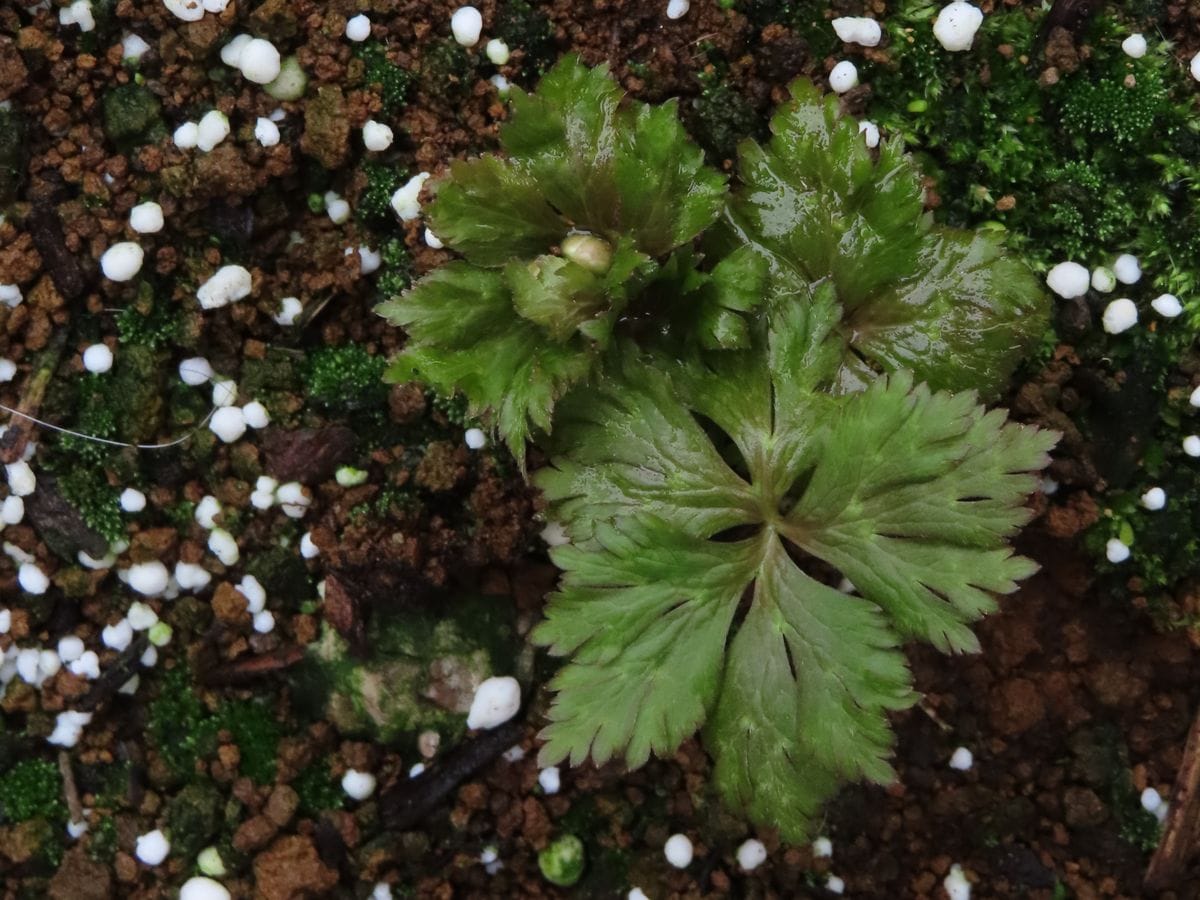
[
  {"xmin": 723, "ymin": 79, "xmax": 1047, "ymax": 398},
  {"xmin": 535, "ymin": 307, "xmax": 1056, "ymax": 837}
]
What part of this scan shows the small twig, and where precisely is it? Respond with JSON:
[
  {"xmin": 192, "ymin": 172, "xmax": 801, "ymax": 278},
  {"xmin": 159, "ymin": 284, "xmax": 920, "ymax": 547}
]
[
  {"xmin": 196, "ymin": 645, "xmax": 306, "ymax": 686},
  {"xmin": 57, "ymin": 750, "xmax": 84, "ymax": 824},
  {"xmin": 379, "ymin": 716, "xmax": 526, "ymax": 830},
  {"xmin": 0, "ymin": 329, "xmax": 66, "ymax": 464},
  {"xmin": 1146, "ymin": 704, "xmax": 1200, "ymax": 891},
  {"xmin": 918, "ymin": 698, "xmax": 953, "ymax": 733},
  {"xmin": 78, "ymin": 635, "xmax": 149, "ymax": 713}
]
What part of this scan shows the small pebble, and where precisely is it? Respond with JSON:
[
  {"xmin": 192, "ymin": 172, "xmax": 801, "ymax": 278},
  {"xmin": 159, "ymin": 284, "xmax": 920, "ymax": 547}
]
[
  {"xmin": 274, "ymin": 296, "xmax": 303, "ymax": 326},
  {"xmin": 242, "ymin": 401, "xmax": 270, "ymax": 429},
  {"xmin": 345, "ymin": 14, "xmax": 371, "ymax": 42},
  {"xmin": 363, "ymin": 120, "xmax": 394, "ymax": 152},
  {"xmin": 7, "ymin": 461, "xmax": 36, "ymax": 496},
  {"xmin": 1045, "ymin": 261, "xmax": 1089, "ymax": 299},
  {"xmin": 300, "ymin": 532, "xmax": 320, "ymax": 559},
  {"xmin": 173, "ymin": 121, "xmax": 199, "ymax": 149},
  {"xmin": 180, "ymin": 877, "xmax": 232, "ymax": 900},
  {"xmin": 120, "ymin": 487, "xmax": 147, "ymax": 512},
  {"xmin": 195, "ymin": 496, "xmax": 221, "ymax": 530},
  {"xmin": 829, "ymin": 60, "xmax": 859, "ymax": 93},
  {"xmin": 163, "ymin": 0, "xmax": 204, "ymax": 23},
  {"xmin": 197, "ymin": 848, "xmax": 226, "ymax": 877},
  {"xmin": 57, "ymin": 636, "xmax": 84, "ymax": 662},
  {"xmin": 208, "ymin": 528, "xmax": 239, "ymax": 565},
  {"xmin": 466, "ymin": 676, "xmax": 521, "ymax": 729},
  {"xmin": 736, "ymin": 838, "xmax": 767, "ymax": 871},
  {"xmin": 18, "ymin": 562, "xmax": 49, "ymax": 595},
  {"xmin": 664, "ymin": 834, "xmax": 693, "ymax": 868},
  {"xmin": 60, "ymin": 0, "xmax": 96, "ymax": 31},
  {"xmin": 391, "ymin": 172, "xmax": 430, "ymax": 220},
  {"xmin": 1090, "ymin": 266, "xmax": 1116, "ymax": 293},
  {"xmin": 238, "ymin": 38, "xmax": 281, "ymax": 84},
  {"xmin": 100, "ymin": 242, "xmax": 144, "ymax": 282},
  {"xmin": 832, "ymin": 16, "xmax": 882, "ymax": 46},
  {"xmin": 237, "ymin": 575, "xmax": 266, "ymax": 614},
  {"xmin": 127, "ymin": 601, "xmax": 158, "ymax": 631},
  {"xmin": 102, "ymin": 619, "xmax": 134, "ymax": 651},
  {"xmin": 197, "ymin": 265, "xmax": 252, "ymax": 309},
  {"xmin": 69, "ymin": 652, "xmax": 100, "ymax": 680},
  {"xmin": 358, "ymin": 246, "xmax": 382, "ymax": 274},
  {"xmin": 538, "ymin": 766, "xmax": 561, "ymax": 795},
  {"xmin": 135, "ymin": 829, "xmax": 170, "ymax": 866},
  {"xmin": 82, "ymin": 343, "xmax": 113, "ymax": 374},
  {"xmin": 933, "ymin": 2, "xmax": 984, "ymax": 52},
  {"xmin": 949, "ymin": 746, "xmax": 974, "ymax": 770},
  {"xmin": 175, "ymin": 561, "xmax": 211, "ymax": 591},
  {"xmin": 179, "ymin": 357, "xmax": 214, "ymax": 385},
  {"xmin": 129, "ymin": 564, "xmax": 171, "ymax": 600},
  {"xmin": 342, "ymin": 769, "xmax": 377, "ymax": 800},
  {"xmin": 858, "ymin": 120, "xmax": 880, "ymax": 148},
  {"xmin": 1122, "ymin": 33, "xmax": 1148, "ymax": 59},
  {"xmin": 122, "ymin": 34, "xmax": 151, "ymax": 62},
  {"xmin": 210, "ymin": 406, "xmax": 247, "ymax": 443},
  {"xmin": 486, "ymin": 38, "xmax": 510, "ymax": 65},
  {"xmin": 665, "ymin": 0, "xmax": 690, "ymax": 19},
  {"xmin": 1141, "ymin": 787, "xmax": 1163, "ymax": 813},
  {"xmin": 1101, "ymin": 298, "xmax": 1137, "ymax": 334},
  {"xmin": 220, "ymin": 34, "xmax": 252, "ymax": 67},
  {"xmin": 129, "ymin": 201, "xmax": 164, "ymax": 234},
  {"xmin": 48, "ymin": 710, "xmax": 92, "ymax": 747},
  {"xmin": 254, "ymin": 117, "xmax": 280, "ymax": 147},
  {"xmin": 451, "ymin": 6, "xmax": 483, "ymax": 46},
  {"xmin": 1113, "ymin": 253, "xmax": 1142, "ymax": 284},
  {"xmin": 1152, "ymin": 294, "xmax": 1183, "ymax": 318},
  {"xmin": 944, "ymin": 864, "xmax": 971, "ymax": 900},
  {"xmin": 1, "ymin": 495, "xmax": 23, "ymax": 525},
  {"xmin": 196, "ymin": 110, "xmax": 231, "ymax": 152},
  {"xmin": 325, "ymin": 193, "xmax": 351, "ymax": 224}
]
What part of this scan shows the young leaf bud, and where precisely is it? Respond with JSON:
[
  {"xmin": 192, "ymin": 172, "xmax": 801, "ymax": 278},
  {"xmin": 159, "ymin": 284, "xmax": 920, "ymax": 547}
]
[{"xmin": 561, "ymin": 233, "xmax": 613, "ymax": 273}]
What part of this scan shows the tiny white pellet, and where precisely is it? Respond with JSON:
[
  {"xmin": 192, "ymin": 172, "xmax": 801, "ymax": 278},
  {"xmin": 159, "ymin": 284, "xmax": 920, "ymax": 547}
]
[
  {"xmin": 663, "ymin": 833, "xmax": 693, "ymax": 868},
  {"xmin": 129, "ymin": 201, "xmax": 165, "ymax": 234},
  {"xmin": 345, "ymin": 14, "xmax": 371, "ymax": 42},
  {"xmin": 829, "ymin": 60, "xmax": 859, "ymax": 93},
  {"xmin": 82, "ymin": 343, "xmax": 114, "ymax": 374},
  {"xmin": 363, "ymin": 120, "xmax": 394, "ymax": 152},
  {"xmin": 666, "ymin": 0, "xmax": 690, "ymax": 19},
  {"xmin": 451, "ymin": 7, "xmax": 483, "ymax": 47}
]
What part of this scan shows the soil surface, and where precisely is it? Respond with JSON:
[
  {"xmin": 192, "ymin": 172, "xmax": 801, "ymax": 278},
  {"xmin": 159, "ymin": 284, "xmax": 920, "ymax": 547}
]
[{"xmin": 1, "ymin": 0, "xmax": 1199, "ymax": 898}]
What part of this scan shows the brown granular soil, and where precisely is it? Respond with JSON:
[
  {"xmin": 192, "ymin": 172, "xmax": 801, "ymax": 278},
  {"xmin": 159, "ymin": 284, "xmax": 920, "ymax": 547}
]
[{"xmin": 2, "ymin": 1, "xmax": 1200, "ymax": 898}]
